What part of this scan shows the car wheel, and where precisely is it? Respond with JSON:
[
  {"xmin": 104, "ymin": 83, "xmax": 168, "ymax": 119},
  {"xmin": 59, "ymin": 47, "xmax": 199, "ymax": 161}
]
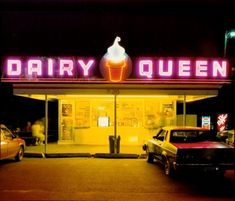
[
  {"xmin": 147, "ymin": 152, "xmax": 154, "ymax": 163},
  {"xmin": 15, "ymin": 146, "xmax": 24, "ymax": 162}
]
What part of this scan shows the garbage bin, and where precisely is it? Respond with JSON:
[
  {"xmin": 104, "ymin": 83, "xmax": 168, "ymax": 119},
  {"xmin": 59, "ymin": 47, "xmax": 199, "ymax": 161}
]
[
  {"xmin": 109, "ymin": 135, "xmax": 121, "ymax": 153},
  {"xmin": 109, "ymin": 135, "xmax": 115, "ymax": 153}
]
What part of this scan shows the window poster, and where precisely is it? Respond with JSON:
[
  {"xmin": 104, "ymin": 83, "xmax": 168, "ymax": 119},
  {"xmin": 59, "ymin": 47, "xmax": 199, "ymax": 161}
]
[
  {"xmin": 144, "ymin": 101, "xmax": 161, "ymax": 129},
  {"xmin": 161, "ymin": 102, "xmax": 175, "ymax": 126},
  {"xmin": 61, "ymin": 101, "xmax": 73, "ymax": 140},
  {"xmin": 91, "ymin": 101, "xmax": 113, "ymax": 127},
  {"xmin": 162, "ymin": 103, "xmax": 174, "ymax": 118},
  {"xmin": 62, "ymin": 103, "xmax": 72, "ymax": 117},
  {"xmin": 75, "ymin": 101, "xmax": 90, "ymax": 128},
  {"xmin": 61, "ymin": 118, "xmax": 73, "ymax": 140},
  {"xmin": 117, "ymin": 101, "xmax": 143, "ymax": 127}
]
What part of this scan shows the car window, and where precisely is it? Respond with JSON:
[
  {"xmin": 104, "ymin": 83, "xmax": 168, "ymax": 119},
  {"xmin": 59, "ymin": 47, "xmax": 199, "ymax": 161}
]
[
  {"xmin": 156, "ymin": 129, "xmax": 167, "ymax": 141},
  {"xmin": 170, "ymin": 130, "xmax": 197, "ymax": 143},
  {"xmin": 1, "ymin": 127, "xmax": 13, "ymax": 139},
  {"xmin": 170, "ymin": 130, "xmax": 219, "ymax": 143}
]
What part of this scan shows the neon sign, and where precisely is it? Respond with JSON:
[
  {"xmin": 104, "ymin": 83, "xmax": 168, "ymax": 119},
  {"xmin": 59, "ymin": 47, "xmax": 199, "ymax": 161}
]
[
  {"xmin": 3, "ymin": 57, "xmax": 229, "ymax": 81},
  {"xmin": 137, "ymin": 58, "xmax": 228, "ymax": 79},
  {"xmin": 201, "ymin": 116, "xmax": 211, "ymax": 130},
  {"xmin": 6, "ymin": 58, "xmax": 95, "ymax": 78},
  {"xmin": 100, "ymin": 36, "xmax": 132, "ymax": 82},
  {"xmin": 217, "ymin": 114, "xmax": 228, "ymax": 132},
  {"xmin": 1, "ymin": 37, "xmax": 229, "ymax": 83},
  {"xmin": 103, "ymin": 36, "xmax": 129, "ymax": 82}
]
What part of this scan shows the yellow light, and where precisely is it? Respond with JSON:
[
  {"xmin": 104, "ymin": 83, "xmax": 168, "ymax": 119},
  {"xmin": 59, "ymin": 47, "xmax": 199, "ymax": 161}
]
[{"xmin": 118, "ymin": 95, "xmax": 172, "ymax": 98}]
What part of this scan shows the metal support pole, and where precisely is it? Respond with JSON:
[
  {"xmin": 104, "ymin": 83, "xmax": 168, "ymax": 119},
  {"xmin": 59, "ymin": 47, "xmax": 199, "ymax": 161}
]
[
  {"xmin": 114, "ymin": 93, "xmax": 117, "ymax": 153},
  {"xmin": 183, "ymin": 95, "xmax": 186, "ymax": 126},
  {"xmin": 114, "ymin": 93, "xmax": 117, "ymax": 139},
  {"xmin": 111, "ymin": 89, "xmax": 119, "ymax": 153},
  {"xmin": 44, "ymin": 94, "xmax": 48, "ymax": 154},
  {"xmin": 224, "ymin": 31, "xmax": 228, "ymax": 57}
]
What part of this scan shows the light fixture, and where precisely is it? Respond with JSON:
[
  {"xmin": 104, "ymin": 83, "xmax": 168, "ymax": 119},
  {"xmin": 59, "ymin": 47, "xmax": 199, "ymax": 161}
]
[{"xmin": 224, "ymin": 29, "xmax": 235, "ymax": 57}]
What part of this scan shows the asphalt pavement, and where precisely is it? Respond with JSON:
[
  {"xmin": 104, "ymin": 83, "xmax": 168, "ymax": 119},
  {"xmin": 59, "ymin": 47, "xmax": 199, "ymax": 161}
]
[{"xmin": 0, "ymin": 158, "xmax": 234, "ymax": 201}]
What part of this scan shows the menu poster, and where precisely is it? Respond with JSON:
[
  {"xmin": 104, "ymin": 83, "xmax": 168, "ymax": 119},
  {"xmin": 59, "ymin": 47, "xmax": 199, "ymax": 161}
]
[
  {"xmin": 62, "ymin": 104, "xmax": 72, "ymax": 117},
  {"xmin": 117, "ymin": 101, "xmax": 143, "ymax": 127},
  {"xmin": 75, "ymin": 101, "xmax": 90, "ymax": 128},
  {"xmin": 162, "ymin": 103, "xmax": 174, "ymax": 118},
  {"xmin": 61, "ymin": 118, "xmax": 73, "ymax": 140},
  {"xmin": 144, "ymin": 101, "xmax": 160, "ymax": 129}
]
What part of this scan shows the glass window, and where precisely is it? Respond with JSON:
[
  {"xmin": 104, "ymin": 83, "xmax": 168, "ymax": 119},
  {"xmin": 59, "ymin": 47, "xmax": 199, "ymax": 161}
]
[
  {"xmin": 156, "ymin": 129, "xmax": 167, "ymax": 141},
  {"xmin": 1, "ymin": 127, "xmax": 13, "ymax": 139}
]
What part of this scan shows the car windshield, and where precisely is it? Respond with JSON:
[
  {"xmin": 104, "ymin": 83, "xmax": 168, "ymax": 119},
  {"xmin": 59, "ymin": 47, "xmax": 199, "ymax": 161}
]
[{"xmin": 170, "ymin": 130, "xmax": 220, "ymax": 143}]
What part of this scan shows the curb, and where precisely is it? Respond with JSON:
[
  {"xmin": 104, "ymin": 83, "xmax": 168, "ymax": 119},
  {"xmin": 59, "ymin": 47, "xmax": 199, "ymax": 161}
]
[
  {"xmin": 45, "ymin": 153, "xmax": 92, "ymax": 158},
  {"xmin": 24, "ymin": 152, "xmax": 45, "ymax": 158},
  {"xmin": 24, "ymin": 152, "xmax": 146, "ymax": 159},
  {"xmin": 93, "ymin": 153, "xmax": 139, "ymax": 159}
]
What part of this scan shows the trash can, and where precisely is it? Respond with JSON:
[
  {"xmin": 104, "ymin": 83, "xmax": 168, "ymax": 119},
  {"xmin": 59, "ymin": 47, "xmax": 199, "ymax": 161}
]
[
  {"xmin": 109, "ymin": 135, "xmax": 115, "ymax": 153},
  {"xmin": 109, "ymin": 135, "xmax": 121, "ymax": 153}
]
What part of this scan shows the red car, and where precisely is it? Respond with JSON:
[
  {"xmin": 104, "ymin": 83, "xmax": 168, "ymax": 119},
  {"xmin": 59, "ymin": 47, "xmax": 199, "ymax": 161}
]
[
  {"xmin": 143, "ymin": 126, "xmax": 235, "ymax": 177},
  {"xmin": 0, "ymin": 124, "xmax": 26, "ymax": 161}
]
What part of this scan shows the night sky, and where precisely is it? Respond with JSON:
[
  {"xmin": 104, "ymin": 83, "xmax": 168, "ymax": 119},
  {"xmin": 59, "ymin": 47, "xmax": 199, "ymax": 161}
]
[
  {"xmin": 0, "ymin": 0, "xmax": 235, "ymax": 58},
  {"xmin": 0, "ymin": 0, "xmax": 235, "ymax": 129}
]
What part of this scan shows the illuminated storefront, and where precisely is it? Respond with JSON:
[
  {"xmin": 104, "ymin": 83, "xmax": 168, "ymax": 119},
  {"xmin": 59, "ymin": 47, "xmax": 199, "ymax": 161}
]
[{"xmin": 1, "ymin": 37, "xmax": 231, "ymax": 152}]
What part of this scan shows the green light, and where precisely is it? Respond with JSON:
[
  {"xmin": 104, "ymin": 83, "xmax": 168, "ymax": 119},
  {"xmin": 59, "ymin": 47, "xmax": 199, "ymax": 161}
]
[
  {"xmin": 229, "ymin": 31, "xmax": 235, "ymax": 38},
  {"xmin": 226, "ymin": 29, "xmax": 235, "ymax": 38},
  {"xmin": 224, "ymin": 29, "xmax": 235, "ymax": 57}
]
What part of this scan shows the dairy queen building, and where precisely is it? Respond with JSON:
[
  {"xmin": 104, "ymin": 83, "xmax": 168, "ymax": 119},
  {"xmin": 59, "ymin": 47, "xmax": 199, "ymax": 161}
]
[{"xmin": 1, "ymin": 37, "xmax": 232, "ymax": 154}]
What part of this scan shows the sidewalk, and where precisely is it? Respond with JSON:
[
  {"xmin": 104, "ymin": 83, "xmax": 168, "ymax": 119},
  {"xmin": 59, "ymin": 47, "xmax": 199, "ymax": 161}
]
[{"xmin": 24, "ymin": 143, "xmax": 147, "ymax": 159}]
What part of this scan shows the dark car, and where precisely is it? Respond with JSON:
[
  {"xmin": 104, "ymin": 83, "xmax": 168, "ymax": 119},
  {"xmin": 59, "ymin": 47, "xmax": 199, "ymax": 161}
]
[
  {"xmin": 143, "ymin": 126, "xmax": 235, "ymax": 177},
  {"xmin": 0, "ymin": 124, "xmax": 26, "ymax": 161}
]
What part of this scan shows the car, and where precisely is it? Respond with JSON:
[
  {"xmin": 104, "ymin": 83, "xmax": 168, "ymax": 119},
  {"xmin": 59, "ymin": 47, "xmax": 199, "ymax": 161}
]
[
  {"xmin": 217, "ymin": 130, "xmax": 235, "ymax": 146},
  {"xmin": 0, "ymin": 124, "xmax": 26, "ymax": 161},
  {"xmin": 226, "ymin": 130, "xmax": 235, "ymax": 147},
  {"xmin": 143, "ymin": 126, "xmax": 235, "ymax": 177}
]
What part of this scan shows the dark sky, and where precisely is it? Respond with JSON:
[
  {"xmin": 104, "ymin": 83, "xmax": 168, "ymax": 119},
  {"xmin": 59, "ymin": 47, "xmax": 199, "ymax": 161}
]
[{"xmin": 0, "ymin": 0, "xmax": 235, "ymax": 58}]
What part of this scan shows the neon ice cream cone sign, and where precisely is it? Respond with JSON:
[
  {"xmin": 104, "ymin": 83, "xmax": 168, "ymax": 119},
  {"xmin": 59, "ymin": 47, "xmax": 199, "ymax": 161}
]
[
  {"xmin": 2, "ymin": 35, "xmax": 229, "ymax": 83},
  {"xmin": 100, "ymin": 36, "xmax": 132, "ymax": 82}
]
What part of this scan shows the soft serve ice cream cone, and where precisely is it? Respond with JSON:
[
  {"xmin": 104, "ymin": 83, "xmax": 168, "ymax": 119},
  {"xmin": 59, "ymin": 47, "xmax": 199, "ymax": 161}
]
[{"xmin": 104, "ymin": 37, "xmax": 127, "ymax": 82}]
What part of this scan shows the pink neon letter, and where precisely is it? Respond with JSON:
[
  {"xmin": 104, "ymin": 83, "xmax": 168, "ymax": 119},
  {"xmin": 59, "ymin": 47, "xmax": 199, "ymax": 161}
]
[
  {"xmin": 78, "ymin": 60, "xmax": 94, "ymax": 76},
  {"xmin": 158, "ymin": 60, "xmax": 173, "ymax": 76},
  {"xmin": 47, "ymin": 59, "xmax": 54, "ymax": 76},
  {"xmin": 195, "ymin": 60, "xmax": 208, "ymax": 77},
  {"xmin": 28, "ymin": 60, "xmax": 42, "ymax": 76},
  {"xmin": 59, "ymin": 59, "xmax": 73, "ymax": 76},
  {"xmin": 7, "ymin": 59, "xmax": 21, "ymax": 76},
  {"xmin": 212, "ymin": 61, "xmax": 227, "ymax": 77},
  {"xmin": 178, "ymin": 60, "xmax": 191, "ymax": 76},
  {"xmin": 138, "ymin": 60, "xmax": 153, "ymax": 78}
]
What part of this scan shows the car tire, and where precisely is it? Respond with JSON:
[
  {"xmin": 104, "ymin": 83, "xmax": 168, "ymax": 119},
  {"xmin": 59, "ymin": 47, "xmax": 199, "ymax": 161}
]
[
  {"xmin": 147, "ymin": 152, "xmax": 154, "ymax": 163},
  {"xmin": 15, "ymin": 146, "xmax": 24, "ymax": 162}
]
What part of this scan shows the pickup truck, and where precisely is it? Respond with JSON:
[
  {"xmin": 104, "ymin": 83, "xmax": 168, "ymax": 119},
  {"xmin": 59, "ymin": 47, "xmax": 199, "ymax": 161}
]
[{"xmin": 143, "ymin": 126, "xmax": 235, "ymax": 177}]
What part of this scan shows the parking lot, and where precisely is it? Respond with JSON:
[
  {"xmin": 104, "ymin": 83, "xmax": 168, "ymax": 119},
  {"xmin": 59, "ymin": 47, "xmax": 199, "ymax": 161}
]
[{"xmin": 0, "ymin": 158, "xmax": 234, "ymax": 201}]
